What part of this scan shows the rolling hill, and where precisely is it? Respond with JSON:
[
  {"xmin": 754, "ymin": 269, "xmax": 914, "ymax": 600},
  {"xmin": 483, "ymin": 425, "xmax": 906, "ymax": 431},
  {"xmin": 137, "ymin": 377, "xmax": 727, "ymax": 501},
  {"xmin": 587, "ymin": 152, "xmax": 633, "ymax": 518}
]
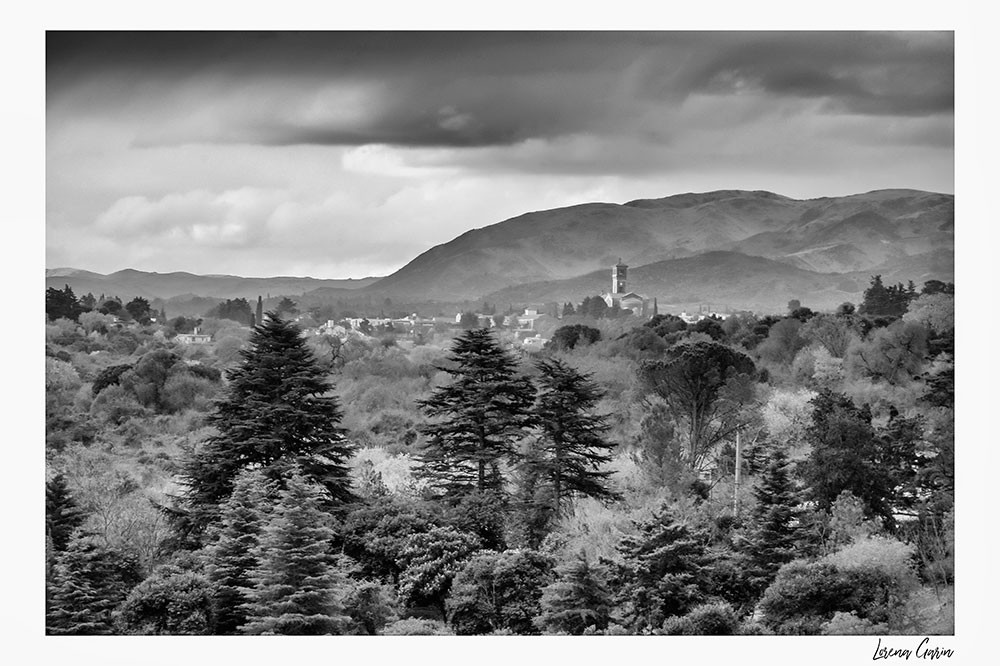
[{"xmin": 361, "ymin": 189, "xmax": 953, "ymax": 302}]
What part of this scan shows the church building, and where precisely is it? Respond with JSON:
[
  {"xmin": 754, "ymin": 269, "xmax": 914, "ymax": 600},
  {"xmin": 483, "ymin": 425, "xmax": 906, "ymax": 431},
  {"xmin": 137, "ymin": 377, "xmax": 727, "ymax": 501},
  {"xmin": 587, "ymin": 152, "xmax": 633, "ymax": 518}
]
[{"xmin": 602, "ymin": 259, "xmax": 653, "ymax": 317}]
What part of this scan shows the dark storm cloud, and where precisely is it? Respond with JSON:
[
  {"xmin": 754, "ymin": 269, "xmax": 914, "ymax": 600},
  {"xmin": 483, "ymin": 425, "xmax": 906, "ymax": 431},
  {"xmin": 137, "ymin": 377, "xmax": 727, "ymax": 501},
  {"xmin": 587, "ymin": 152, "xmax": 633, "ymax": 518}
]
[
  {"xmin": 47, "ymin": 31, "xmax": 952, "ymax": 151},
  {"xmin": 684, "ymin": 32, "xmax": 954, "ymax": 117}
]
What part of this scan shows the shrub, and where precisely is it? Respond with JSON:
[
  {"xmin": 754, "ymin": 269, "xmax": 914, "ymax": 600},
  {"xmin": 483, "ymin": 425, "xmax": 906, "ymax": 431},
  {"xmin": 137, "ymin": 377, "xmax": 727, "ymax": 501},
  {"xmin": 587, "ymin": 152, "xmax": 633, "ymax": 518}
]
[
  {"xmin": 115, "ymin": 565, "xmax": 215, "ymax": 635},
  {"xmin": 660, "ymin": 601, "xmax": 740, "ymax": 635},
  {"xmin": 89, "ymin": 384, "xmax": 147, "ymax": 425},
  {"xmin": 380, "ymin": 618, "xmax": 454, "ymax": 635},
  {"xmin": 820, "ymin": 611, "xmax": 888, "ymax": 635},
  {"xmin": 160, "ymin": 373, "xmax": 218, "ymax": 413},
  {"xmin": 757, "ymin": 559, "xmax": 903, "ymax": 633}
]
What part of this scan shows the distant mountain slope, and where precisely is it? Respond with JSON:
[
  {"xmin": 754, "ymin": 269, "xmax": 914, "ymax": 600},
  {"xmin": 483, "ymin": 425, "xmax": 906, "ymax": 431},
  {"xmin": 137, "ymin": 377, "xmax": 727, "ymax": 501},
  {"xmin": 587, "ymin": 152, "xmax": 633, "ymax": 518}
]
[
  {"xmin": 481, "ymin": 251, "xmax": 857, "ymax": 313},
  {"xmin": 364, "ymin": 189, "xmax": 953, "ymax": 301},
  {"xmin": 45, "ymin": 269, "xmax": 382, "ymax": 301},
  {"xmin": 483, "ymin": 250, "xmax": 954, "ymax": 314},
  {"xmin": 47, "ymin": 189, "xmax": 953, "ymax": 310}
]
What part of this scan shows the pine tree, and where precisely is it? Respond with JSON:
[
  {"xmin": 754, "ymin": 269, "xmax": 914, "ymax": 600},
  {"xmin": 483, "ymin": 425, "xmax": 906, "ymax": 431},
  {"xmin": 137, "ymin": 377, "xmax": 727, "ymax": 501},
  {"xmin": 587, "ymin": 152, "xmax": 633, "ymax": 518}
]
[
  {"xmin": 46, "ymin": 473, "xmax": 86, "ymax": 552},
  {"xmin": 530, "ymin": 358, "xmax": 620, "ymax": 514},
  {"xmin": 614, "ymin": 504, "xmax": 707, "ymax": 632},
  {"xmin": 203, "ymin": 469, "xmax": 275, "ymax": 634},
  {"xmin": 180, "ymin": 312, "xmax": 355, "ymax": 536},
  {"xmin": 741, "ymin": 447, "xmax": 802, "ymax": 597},
  {"xmin": 417, "ymin": 328, "xmax": 534, "ymax": 500},
  {"xmin": 535, "ymin": 551, "xmax": 612, "ymax": 635},
  {"xmin": 46, "ymin": 536, "xmax": 142, "ymax": 635},
  {"xmin": 240, "ymin": 472, "xmax": 350, "ymax": 635}
]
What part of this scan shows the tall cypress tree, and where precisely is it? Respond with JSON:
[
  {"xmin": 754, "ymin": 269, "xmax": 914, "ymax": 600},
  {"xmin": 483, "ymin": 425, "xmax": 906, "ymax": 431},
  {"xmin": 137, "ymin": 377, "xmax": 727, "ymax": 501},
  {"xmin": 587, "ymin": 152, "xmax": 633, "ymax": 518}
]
[
  {"xmin": 417, "ymin": 328, "xmax": 534, "ymax": 500},
  {"xmin": 180, "ymin": 312, "xmax": 355, "ymax": 536},
  {"xmin": 530, "ymin": 358, "xmax": 620, "ymax": 513},
  {"xmin": 240, "ymin": 471, "xmax": 350, "ymax": 635},
  {"xmin": 203, "ymin": 469, "xmax": 275, "ymax": 634}
]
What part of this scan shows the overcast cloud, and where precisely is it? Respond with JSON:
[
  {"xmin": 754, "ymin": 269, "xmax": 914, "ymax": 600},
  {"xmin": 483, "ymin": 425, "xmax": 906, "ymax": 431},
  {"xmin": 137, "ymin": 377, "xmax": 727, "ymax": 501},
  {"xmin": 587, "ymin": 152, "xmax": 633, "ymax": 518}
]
[{"xmin": 46, "ymin": 31, "xmax": 953, "ymax": 279}]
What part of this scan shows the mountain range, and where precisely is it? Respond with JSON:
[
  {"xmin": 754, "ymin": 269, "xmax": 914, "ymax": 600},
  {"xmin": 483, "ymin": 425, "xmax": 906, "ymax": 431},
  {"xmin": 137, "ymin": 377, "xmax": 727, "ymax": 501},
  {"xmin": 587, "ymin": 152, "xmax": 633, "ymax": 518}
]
[
  {"xmin": 44, "ymin": 268, "xmax": 380, "ymax": 302},
  {"xmin": 48, "ymin": 188, "xmax": 953, "ymax": 315},
  {"xmin": 362, "ymin": 189, "xmax": 952, "ymax": 304}
]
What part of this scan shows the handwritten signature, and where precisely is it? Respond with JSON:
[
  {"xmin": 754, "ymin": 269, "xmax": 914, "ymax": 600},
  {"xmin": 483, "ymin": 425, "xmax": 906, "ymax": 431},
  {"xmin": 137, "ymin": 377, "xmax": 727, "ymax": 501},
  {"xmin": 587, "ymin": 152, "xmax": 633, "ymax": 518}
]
[{"xmin": 873, "ymin": 637, "xmax": 954, "ymax": 660}]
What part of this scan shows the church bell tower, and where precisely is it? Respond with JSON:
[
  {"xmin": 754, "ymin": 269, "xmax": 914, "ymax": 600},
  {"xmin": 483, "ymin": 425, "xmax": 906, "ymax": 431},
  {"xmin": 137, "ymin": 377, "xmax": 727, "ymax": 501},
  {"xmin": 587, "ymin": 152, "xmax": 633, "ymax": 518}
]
[{"xmin": 612, "ymin": 258, "xmax": 627, "ymax": 296}]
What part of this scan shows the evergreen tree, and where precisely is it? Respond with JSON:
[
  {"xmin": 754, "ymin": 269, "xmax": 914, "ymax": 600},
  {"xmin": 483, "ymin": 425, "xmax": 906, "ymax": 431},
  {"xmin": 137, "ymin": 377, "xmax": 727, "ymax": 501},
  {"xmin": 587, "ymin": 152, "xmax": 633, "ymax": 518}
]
[
  {"xmin": 613, "ymin": 504, "xmax": 707, "ymax": 632},
  {"xmin": 46, "ymin": 284, "xmax": 85, "ymax": 322},
  {"xmin": 203, "ymin": 469, "xmax": 275, "ymax": 634},
  {"xmin": 530, "ymin": 357, "xmax": 620, "ymax": 514},
  {"xmin": 240, "ymin": 472, "xmax": 351, "ymax": 635},
  {"xmin": 535, "ymin": 551, "xmax": 612, "ymax": 635},
  {"xmin": 46, "ymin": 473, "xmax": 86, "ymax": 552},
  {"xmin": 589, "ymin": 296, "xmax": 609, "ymax": 319},
  {"xmin": 741, "ymin": 447, "xmax": 802, "ymax": 597},
  {"xmin": 511, "ymin": 448, "xmax": 558, "ymax": 549},
  {"xmin": 46, "ymin": 536, "xmax": 142, "ymax": 635},
  {"xmin": 275, "ymin": 297, "xmax": 298, "ymax": 317},
  {"xmin": 210, "ymin": 298, "xmax": 253, "ymax": 326},
  {"xmin": 180, "ymin": 312, "xmax": 355, "ymax": 536},
  {"xmin": 417, "ymin": 328, "xmax": 534, "ymax": 500},
  {"xmin": 125, "ymin": 296, "xmax": 152, "ymax": 324},
  {"xmin": 801, "ymin": 390, "xmax": 894, "ymax": 527}
]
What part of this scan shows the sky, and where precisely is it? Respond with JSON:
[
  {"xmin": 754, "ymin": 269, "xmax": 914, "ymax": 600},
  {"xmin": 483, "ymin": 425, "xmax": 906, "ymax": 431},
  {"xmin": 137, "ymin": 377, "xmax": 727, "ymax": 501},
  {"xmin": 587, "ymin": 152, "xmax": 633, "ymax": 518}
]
[{"xmin": 46, "ymin": 31, "xmax": 954, "ymax": 279}]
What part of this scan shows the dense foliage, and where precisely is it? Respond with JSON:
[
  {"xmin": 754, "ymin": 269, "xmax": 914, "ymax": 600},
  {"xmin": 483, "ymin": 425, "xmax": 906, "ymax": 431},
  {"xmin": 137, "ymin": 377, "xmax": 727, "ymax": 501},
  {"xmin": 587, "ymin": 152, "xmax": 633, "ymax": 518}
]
[{"xmin": 44, "ymin": 279, "xmax": 955, "ymax": 635}]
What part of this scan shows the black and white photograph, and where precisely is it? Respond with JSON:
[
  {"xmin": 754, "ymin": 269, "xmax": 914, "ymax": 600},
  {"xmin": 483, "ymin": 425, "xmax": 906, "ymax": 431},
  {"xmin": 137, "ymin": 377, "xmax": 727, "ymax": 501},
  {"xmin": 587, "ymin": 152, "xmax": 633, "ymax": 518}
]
[{"xmin": 13, "ymin": 2, "xmax": 997, "ymax": 663}]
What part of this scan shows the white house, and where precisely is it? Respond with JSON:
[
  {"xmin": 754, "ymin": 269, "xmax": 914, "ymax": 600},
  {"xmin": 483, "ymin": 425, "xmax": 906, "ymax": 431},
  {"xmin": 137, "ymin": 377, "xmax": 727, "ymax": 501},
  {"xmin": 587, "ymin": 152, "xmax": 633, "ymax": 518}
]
[{"xmin": 175, "ymin": 327, "xmax": 212, "ymax": 344}]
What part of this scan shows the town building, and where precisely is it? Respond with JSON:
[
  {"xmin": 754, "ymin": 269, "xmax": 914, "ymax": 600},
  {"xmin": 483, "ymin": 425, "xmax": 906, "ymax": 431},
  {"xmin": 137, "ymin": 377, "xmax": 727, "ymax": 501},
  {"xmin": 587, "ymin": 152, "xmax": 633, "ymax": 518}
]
[
  {"xmin": 515, "ymin": 308, "xmax": 550, "ymax": 331},
  {"xmin": 520, "ymin": 334, "xmax": 549, "ymax": 352},
  {"xmin": 175, "ymin": 327, "xmax": 212, "ymax": 344},
  {"xmin": 601, "ymin": 259, "xmax": 653, "ymax": 317}
]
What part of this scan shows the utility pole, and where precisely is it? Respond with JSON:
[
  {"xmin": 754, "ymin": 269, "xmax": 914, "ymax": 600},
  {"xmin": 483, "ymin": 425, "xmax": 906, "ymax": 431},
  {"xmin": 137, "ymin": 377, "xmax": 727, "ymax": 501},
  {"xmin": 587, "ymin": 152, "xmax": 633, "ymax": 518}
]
[{"xmin": 733, "ymin": 428, "xmax": 741, "ymax": 518}]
